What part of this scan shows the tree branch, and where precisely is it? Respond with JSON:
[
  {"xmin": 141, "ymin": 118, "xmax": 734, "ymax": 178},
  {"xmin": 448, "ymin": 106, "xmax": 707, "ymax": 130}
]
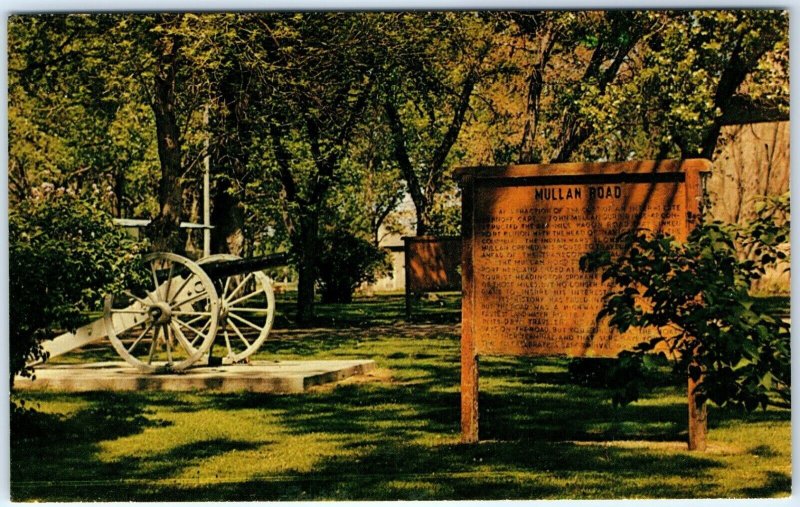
[{"xmin": 384, "ymin": 99, "xmax": 426, "ymax": 214}]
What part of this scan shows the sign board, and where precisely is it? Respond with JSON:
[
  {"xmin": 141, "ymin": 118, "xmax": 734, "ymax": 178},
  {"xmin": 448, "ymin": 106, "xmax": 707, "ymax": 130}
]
[
  {"xmin": 403, "ymin": 236, "xmax": 462, "ymax": 318},
  {"xmin": 455, "ymin": 159, "xmax": 711, "ymax": 442},
  {"xmin": 404, "ymin": 236, "xmax": 462, "ymax": 292}
]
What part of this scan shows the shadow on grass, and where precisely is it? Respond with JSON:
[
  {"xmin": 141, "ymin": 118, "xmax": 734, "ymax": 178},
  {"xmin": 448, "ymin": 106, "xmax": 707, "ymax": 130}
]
[
  {"xmin": 12, "ymin": 322, "xmax": 791, "ymax": 501},
  {"xmin": 19, "ymin": 434, "xmax": 723, "ymax": 501},
  {"xmin": 13, "ymin": 392, "xmax": 168, "ymax": 442},
  {"xmin": 11, "ymin": 368, "xmax": 790, "ymax": 501},
  {"xmin": 11, "ymin": 392, "xmax": 170, "ymax": 499},
  {"xmin": 274, "ymin": 293, "xmax": 462, "ymax": 328},
  {"xmin": 120, "ymin": 438, "xmax": 267, "ymax": 479},
  {"xmin": 738, "ymin": 471, "xmax": 791, "ymax": 498}
]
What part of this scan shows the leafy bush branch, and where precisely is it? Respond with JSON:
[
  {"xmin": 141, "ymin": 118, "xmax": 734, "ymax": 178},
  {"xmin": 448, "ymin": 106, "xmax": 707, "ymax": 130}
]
[
  {"xmin": 10, "ymin": 188, "xmax": 149, "ymax": 386},
  {"xmin": 580, "ymin": 196, "xmax": 790, "ymax": 410}
]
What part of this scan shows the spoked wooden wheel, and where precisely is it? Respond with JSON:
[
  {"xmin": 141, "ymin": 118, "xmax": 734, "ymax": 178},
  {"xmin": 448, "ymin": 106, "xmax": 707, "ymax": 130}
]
[
  {"xmin": 104, "ymin": 252, "xmax": 220, "ymax": 372},
  {"xmin": 198, "ymin": 254, "xmax": 275, "ymax": 364}
]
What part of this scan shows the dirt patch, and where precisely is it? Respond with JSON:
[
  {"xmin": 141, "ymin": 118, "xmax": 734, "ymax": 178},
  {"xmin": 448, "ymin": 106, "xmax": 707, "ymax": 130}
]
[{"xmin": 307, "ymin": 367, "xmax": 394, "ymax": 393}]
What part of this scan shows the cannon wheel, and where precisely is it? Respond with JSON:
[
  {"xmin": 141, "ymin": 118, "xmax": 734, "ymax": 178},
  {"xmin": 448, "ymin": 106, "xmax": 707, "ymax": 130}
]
[
  {"xmin": 104, "ymin": 252, "xmax": 220, "ymax": 372},
  {"xmin": 198, "ymin": 254, "xmax": 276, "ymax": 364}
]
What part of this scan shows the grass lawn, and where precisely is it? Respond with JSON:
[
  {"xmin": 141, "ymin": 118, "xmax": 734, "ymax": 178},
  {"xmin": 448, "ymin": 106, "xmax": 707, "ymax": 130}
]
[{"xmin": 10, "ymin": 294, "xmax": 791, "ymax": 501}]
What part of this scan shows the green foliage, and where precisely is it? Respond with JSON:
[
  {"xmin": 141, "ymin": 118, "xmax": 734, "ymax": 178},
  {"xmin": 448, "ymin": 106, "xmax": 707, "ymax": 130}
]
[
  {"xmin": 315, "ymin": 231, "xmax": 389, "ymax": 304},
  {"xmin": 322, "ymin": 137, "xmax": 406, "ymax": 244},
  {"xmin": 9, "ymin": 189, "xmax": 149, "ymax": 384},
  {"xmin": 10, "ymin": 399, "xmax": 56, "ymax": 441},
  {"xmin": 739, "ymin": 192, "xmax": 790, "ymax": 271},
  {"xmin": 379, "ymin": 12, "xmax": 508, "ymax": 234},
  {"xmin": 426, "ymin": 188, "xmax": 462, "ymax": 236},
  {"xmin": 8, "ymin": 12, "xmax": 790, "ymax": 321},
  {"xmin": 8, "ymin": 15, "xmax": 161, "ymax": 216},
  {"xmin": 611, "ymin": 10, "xmax": 788, "ymax": 158},
  {"xmin": 504, "ymin": 10, "xmax": 788, "ymax": 163},
  {"xmin": 581, "ymin": 218, "xmax": 790, "ymax": 411}
]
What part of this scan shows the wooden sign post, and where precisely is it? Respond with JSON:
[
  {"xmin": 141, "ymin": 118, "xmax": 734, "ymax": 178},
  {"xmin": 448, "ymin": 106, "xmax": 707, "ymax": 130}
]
[{"xmin": 455, "ymin": 159, "xmax": 711, "ymax": 447}]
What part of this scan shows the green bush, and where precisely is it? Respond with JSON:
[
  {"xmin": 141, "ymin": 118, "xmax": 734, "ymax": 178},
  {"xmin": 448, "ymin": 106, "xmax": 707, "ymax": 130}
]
[
  {"xmin": 10, "ymin": 188, "xmax": 149, "ymax": 385},
  {"xmin": 316, "ymin": 231, "xmax": 389, "ymax": 304},
  {"xmin": 581, "ymin": 218, "xmax": 790, "ymax": 411},
  {"xmin": 740, "ymin": 192, "xmax": 790, "ymax": 273}
]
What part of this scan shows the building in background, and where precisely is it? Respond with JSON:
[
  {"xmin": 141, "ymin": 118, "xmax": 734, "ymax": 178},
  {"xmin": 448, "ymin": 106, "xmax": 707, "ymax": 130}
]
[{"xmin": 707, "ymin": 120, "xmax": 790, "ymax": 293}]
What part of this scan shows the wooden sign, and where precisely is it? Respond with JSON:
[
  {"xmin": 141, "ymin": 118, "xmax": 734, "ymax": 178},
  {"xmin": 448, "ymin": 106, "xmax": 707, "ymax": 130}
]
[
  {"xmin": 403, "ymin": 236, "xmax": 462, "ymax": 293},
  {"xmin": 455, "ymin": 159, "xmax": 711, "ymax": 443},
  {"xmin": 403, "ymin": 236, "xmax": 462, "ymax": 318}
]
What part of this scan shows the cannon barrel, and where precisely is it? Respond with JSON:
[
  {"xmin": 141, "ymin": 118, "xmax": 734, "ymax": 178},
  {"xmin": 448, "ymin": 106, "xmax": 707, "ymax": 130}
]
[
  {"xmin": 199, "ymin": 252, "xmax": 290, "ymax": 280},
  {"xmin": 149, "ymin": 253, "xmax": 289, "ymax": 284}
]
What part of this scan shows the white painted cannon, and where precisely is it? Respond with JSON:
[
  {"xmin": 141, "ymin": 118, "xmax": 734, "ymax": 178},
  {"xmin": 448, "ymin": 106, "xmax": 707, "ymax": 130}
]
[{"xmin": 37, "ymin": 252, "xmax": 281, "ymax": 372}]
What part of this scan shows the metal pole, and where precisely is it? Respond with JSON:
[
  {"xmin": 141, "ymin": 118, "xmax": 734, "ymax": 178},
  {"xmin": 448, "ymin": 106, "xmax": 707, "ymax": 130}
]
[{"xmin": 203, "ymin": 106, "xmax": 211, "ymax": 257}]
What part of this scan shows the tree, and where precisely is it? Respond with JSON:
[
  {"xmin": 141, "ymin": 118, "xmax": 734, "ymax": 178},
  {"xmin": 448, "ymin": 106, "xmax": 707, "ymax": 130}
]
[
  {"xmin": 8, "ymin": 14, "xmax": 223, "ymax": 253},
  {"xmin": 381, "ymin": 13, "xmax": 509, "ymax": 235},
  {"xmin": 112, "ymin": 13, "xmax": 225, "ymax": 253},
  {"xmin": 8, "ymin": 15, "xmax": 160, "ymax": 217},
  {"xmin": 144, "ymin": 14, "xmax": 187, "ymax": 252},
  {"xmin": 503, "ymin": 10, "xmax": 788, "ymax": 164},
  {"xmin": 511, "ymin": 11, "xmax": 651, "ymax": 163},
  {"xmin": 184, "ymin": 13, "xmax": 268, "ymax": 256},
  {"xmin": 208, "ymin": 56, "xmax": 254, "ymax": 255},
  {"xmin": 614, "ymin": 10, "xmax": 789, "ymax": 160},
  {"xmin": 244, "ymin": 13, "xmax": 384, "ymax": 322},
  {"xmin": 9, "ymin": 11, "xmax": 788, "ymax": 328},
  {"xmin": 511, "ymin": 11, "xmax": 566, "ymax": 164},
  {"xmin": 323, "ymin": 119, "xmax": 406, "ymax": 246},
  {"xmin": 316, "ymin": 231, "xmax": 389, "ymax": 304}
]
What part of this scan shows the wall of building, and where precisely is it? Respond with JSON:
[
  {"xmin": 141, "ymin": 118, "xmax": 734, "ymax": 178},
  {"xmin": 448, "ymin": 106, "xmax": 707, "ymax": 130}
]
[
  {"xmin": 365, "ymin": 248, "xmax": 406, "ymax": 293},
  {"xmin": 706, "ymin": 121, "xmax": 790, "ymax": 293}
]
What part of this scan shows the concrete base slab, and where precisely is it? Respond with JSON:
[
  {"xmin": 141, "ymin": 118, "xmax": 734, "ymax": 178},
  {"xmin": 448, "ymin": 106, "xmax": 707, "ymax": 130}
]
[{"xmin": 14, "ymin": 360, "xmax": 376, "ymax": 393}]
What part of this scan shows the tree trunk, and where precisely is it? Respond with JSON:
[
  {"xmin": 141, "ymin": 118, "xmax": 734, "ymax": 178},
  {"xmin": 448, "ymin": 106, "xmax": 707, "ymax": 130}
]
[
  {"xmin": 414, "ymin": 200, "xmax": 430, "ymax": 236},
  {"xmin": 517, "ymin": 17, "xmax": 555, "ymax": 164},
  {"xmin": 211, "ymin": 179, "xmax": 246, "ymax": 256},
  {"xmin": 699, "ymin": 34, "xmax": 751, "ymax": 160},
  {"xmin": 146, "ymin": 18, "xmax": 184, "ymax": 254},
  {"xmin": 295, "ymin": 212, "xmax": 320, "ymax": 324},
  {"xmin": 210, "ymin": 65, "xmax": 254, "ymax": 256},
  {"xmin": 550, "ymin": 12, "xmax": 644, "ymax": 163}
]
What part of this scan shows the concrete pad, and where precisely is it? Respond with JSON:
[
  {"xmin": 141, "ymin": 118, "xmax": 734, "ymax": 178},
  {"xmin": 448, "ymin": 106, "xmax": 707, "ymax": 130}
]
[{"xmin": 14, "ymin": 360, "xmax": 376, "ymax": 394}]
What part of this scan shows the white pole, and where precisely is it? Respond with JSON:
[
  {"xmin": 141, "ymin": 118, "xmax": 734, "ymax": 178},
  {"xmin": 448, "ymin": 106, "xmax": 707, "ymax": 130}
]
[{"xmin": 203, "ymin": 106, "xmax": 211, "ymax": 257}]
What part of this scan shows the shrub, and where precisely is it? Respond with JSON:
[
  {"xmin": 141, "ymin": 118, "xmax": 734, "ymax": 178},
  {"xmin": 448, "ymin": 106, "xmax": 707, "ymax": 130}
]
[
  {"xmin": 316, "ymin": 231, "xmax": 389, "ymax": 304},
  {"xmin": 10, "ymin": 188, "xmax": 149, "ymax": 386},
  {"xmin": 581, "ymin": 218, "xmax": 790, "ymax": 411},
  {"xmin": 740, "ymin": 192, "xmax": 790, "ymax": 276}
]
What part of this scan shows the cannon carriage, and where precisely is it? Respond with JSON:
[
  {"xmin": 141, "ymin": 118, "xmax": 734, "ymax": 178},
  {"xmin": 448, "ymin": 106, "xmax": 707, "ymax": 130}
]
[{"xmin": 38, "ymin": 252, "xmax": 288, "ymax": 373}]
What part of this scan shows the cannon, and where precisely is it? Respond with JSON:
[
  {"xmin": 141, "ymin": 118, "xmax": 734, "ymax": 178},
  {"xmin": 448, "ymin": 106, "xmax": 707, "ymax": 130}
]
[{"xmin": 37, "ymin": 251, "xmax": 288, "ymax": 373}]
